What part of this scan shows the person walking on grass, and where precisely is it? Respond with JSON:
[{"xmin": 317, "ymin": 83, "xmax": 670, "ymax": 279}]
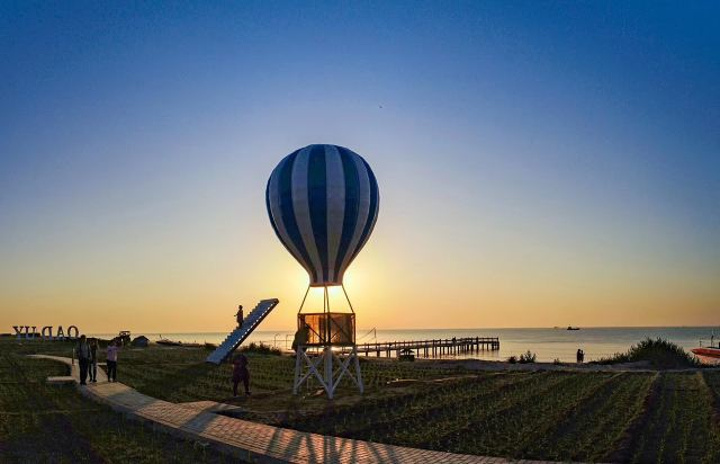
[
  {"xmin": 89, "ymin": 338, "xmax": 99, "ymax": 383},
  {"xmin": 106, "ymin": 339, "xmax": 119, "ymax": 382},
  {"xmin": 232, "ymin": 353, "xmax": 250, "ymax": 396},
  {"xmin": 75, "ymin": 335, "xmax": 92, "ymax": 385}
]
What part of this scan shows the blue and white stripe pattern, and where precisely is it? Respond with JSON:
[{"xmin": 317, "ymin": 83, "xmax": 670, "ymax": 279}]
[{"xmin": 266, "ymin": 144, "xmax": 380, "ymax": 287}]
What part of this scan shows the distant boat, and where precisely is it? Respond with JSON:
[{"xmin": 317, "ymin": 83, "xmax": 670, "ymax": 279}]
[
  {"xmin": 692, "ymin": 333, "xmax": 720, "ymax": 365},
  {"xmin": 567, "ymin": 326, "xmax": 580, "ymax": 331}
]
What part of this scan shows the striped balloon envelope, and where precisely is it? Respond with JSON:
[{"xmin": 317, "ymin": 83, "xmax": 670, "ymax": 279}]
[{"xmin": 266, "ymin": 144, "xmax": 380, "ymax": 287}]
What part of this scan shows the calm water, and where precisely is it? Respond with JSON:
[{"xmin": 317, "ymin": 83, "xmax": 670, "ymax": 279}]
[{"xmin": 89, "ymin": 326, "xmax": 718, "ymax": 363}]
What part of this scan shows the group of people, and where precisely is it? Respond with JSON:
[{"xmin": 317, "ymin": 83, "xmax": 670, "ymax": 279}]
[
  {"xmin": 74, "ymin": 317, "xmax": 252, "ymax": 398},
  {"xmin": 75, "ymin": 335, "xmax": 120, "ymax": 385},
  {"xmin": 229, "ymin": 306, "xmax": 315, "ymax": 397}
]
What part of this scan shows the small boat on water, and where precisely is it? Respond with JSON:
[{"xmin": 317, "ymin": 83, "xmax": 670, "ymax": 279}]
[
  {"xmin": 692, "ymin": 333, "xmax": 720, "ymax": 365},
  {"xmin": 567, "ymin": 326, "xmax": 580, "ymax": 331}
]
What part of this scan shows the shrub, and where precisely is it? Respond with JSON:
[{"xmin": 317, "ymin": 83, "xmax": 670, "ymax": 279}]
[
  {"xmin": 507, "ymin": 355, "xmax": 517, "ymax": 364},
  {"xmin": 518, "ymin": 351, "xmax": 537, "ymax": 364},
  {"xmin": 593, "ymin": 338, "xmax": 699, "ymax": 369},
  {"xmin": 553, "ymin": 358, "xmax": 562, "ymax": 365},
  {"xmin": 239, "ymin": 342, "xmax": 283, "ymax": 356}
]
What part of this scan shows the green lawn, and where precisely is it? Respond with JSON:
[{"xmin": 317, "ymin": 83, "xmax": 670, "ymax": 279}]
[
  {"xmin": 113, "ymin": 343, "xmax": 720, "ymax": 463},
  {"xmin": 0, "ymin": 339, "xmax": 238, "ymax": 464},
  {"xmin": 6, "ymin": 338, "xmax": 720, "ymax": 463}
]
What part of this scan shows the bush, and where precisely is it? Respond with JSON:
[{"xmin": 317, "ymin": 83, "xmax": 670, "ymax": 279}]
[
  {"xmin": 553, "ymin": 358, "xmax": 562, "ymax": 365},
  {"xmin": 594, "ymin": 338, "xmax": 699, "ymax": 369},
  {"xmin": 518, "ymin": 351, "xmax": 537, "ymax": 364},
  {"xmin": 239, "ymin": 342, "xmax": 283, "ymax": 356},
  {"xmin": 507, "ymin": 355, "xmax": 517, "ymax": 364}
]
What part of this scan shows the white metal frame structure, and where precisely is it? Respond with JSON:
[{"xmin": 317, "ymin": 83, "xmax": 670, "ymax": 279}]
[
  {"xmin": 293, "ymin": 345, "xmax": 364, "ymax": 399},
  {"xmin": 292, "ymin": 285, "xmax": 364, "ymax": 399}
]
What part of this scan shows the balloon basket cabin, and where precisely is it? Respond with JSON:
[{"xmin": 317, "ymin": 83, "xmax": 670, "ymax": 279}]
[{"xmin": 293, "ymin": 285, "xmax": 364, "ymax": 399}]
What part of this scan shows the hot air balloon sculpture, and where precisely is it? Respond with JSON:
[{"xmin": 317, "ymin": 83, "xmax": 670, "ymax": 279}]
[{"xmin": 266, "ymin": 144, "xmax": 379, "ymax": 398}]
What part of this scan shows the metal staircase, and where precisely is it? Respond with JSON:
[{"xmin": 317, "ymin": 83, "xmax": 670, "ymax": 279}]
[{"xmin": 205, "ymin": 298, "xmax": 280, "ymax": 364}]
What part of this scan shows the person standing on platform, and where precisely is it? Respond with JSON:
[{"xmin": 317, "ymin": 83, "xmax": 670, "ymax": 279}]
[
  {"xmin": 106, "ymin": 339, "xmax": 120, "ymax": 382},
  {"xmin": 89, "ymin": 338, "xmax": 99, "ymax": 383},
  {"xmin": 235, "ymin": 305, "xmax": 244, "ymax": 328},
  {"xmin": 292, "ymin": 323, "xmax": 310, "ymax": 354},
  {"xmin": 232, "ymin": 353, "xmax": 250, "ymax": 396},
  {"xmin": 75, "ymin": 335, "xmax": 92, "ymax": 385}
]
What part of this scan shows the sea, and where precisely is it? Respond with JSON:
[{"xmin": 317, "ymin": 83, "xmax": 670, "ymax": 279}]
[{"xmin": 88, "ymin": 326, "xmax": 718, "ymax": 363}]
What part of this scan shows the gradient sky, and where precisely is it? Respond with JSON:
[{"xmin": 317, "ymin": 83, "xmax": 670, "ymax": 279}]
[{"xmin": 1, "ymin": 1, "xmax": 718, "ymax": 333}]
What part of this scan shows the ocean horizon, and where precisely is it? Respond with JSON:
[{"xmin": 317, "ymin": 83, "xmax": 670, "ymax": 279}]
[{"xmin": 88, "ymin": 326, "xmax": 718, "ymax": 363}]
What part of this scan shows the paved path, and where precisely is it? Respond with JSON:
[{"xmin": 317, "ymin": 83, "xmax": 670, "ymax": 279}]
[
  {"xmin": 29, "ymin": 355, "xmax": 551, "ymax": 464},
  {"xmin": 31, "ymin": 354, "xmax": 108, "ymax": 383}
]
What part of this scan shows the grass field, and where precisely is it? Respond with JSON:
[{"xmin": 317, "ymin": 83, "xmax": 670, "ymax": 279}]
[
  {"xmin": 114, "ymin": 343, "xmax": 720, "ymax": 462},
  {"xmin": 6, "ymin": 338, "xmax": 720, "ymax": 463},
  {"xmin": 0, "ymin": 339, "xmax": 239, "ymax": 463}
]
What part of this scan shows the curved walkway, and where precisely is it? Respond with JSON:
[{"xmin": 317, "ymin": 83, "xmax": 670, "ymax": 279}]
[{"xmin": 30, "ymin": 355, "xmax": 552, "ymax": 464}]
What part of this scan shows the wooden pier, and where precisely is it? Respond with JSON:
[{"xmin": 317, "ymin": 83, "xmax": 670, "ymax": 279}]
[{"xmin": 354, "ymin": 336, "xmax": 500, "ymax": 358}]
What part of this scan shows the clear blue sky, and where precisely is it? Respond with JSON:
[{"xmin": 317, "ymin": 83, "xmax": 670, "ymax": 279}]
[{"xmin": 1, "ymin": 1, "xmax": 718, "ymax": 332}]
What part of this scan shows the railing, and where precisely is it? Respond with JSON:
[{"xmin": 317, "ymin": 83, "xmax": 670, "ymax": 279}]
[{"xmin": 354, "ymin": 336, "xmax": 500, "ymax": 358}]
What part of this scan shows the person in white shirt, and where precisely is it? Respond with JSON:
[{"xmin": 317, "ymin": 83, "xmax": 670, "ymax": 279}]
[{"xmin": 106, "ymin": 339, "xmax": 120, "ymax": 382}]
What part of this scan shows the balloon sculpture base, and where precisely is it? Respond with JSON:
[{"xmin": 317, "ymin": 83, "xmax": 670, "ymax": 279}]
[{"xmin": 293, "ymin": 345, "xmax": 363, "ymax": 400}]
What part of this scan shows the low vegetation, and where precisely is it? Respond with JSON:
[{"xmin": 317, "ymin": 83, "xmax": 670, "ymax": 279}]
[
  {"xmin": 507, "ymin": 351, "xmax": 537, "ymax": 364},
  {"xmin": 238, "ymin": 342, "xmax": 283, "ymax": 356},
  {"xmin": 611, "ymin": 372, "xmax": 720, "ymax": 463},
  {"xmin": 6, "ymin": 337, "xmax": 720, "ymax": 463},
  {"xmin": 594, "ymin": 337, "xmax": 700, "ymax": 369},
  {"xmin": 519, "ymin": 350, "xmax": 537, "ymax": 363},
  {"xmin": 100, "ymin": 342, "xmax": 720, "ymax": 462},
  {"xmin": 0, "ymin": 339, "xmax": 240, "ymax": 463}
]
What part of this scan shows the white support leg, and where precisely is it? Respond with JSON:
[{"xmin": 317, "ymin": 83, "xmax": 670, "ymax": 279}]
[
  {"xmin": 293, "ymin": 347, "xmax": 302, "ymax": 394},
  {"xmin": 323, "ymin": 346, "xmax": 335, "ymax": 399},
  {"xmin": 293, "ymin": 345, "xmax": 364, "ymax": 399},
  {"xmin": 295, "ymin": 349, "xmax": 325, "ymax": 392},
  {"xmin": 353, "ymin": 346, "xmax": 364, "ymax": 394}
]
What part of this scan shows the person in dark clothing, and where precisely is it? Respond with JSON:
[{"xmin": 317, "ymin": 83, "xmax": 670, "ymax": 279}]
[
  {"xmin": 576, "ymin": 348, "xmax": 585, "ymax": 363},
  {"xmin": 89, "ymin": 338, "xmax": 99, "ymax": 383},
  {"xmin": 232, "ymin": 353, "xmax": 250, "ymax": 396},
  {"xmin": 235, "ymin": 305, "xmax": 244, "ymax": 328},
  {"xmin": 75, "ymin": 335, "xmax": 92, "ymax": 385},
  {"xmin": 292, "ymin": 324, "xmax": 310, "ymax": 354}
]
